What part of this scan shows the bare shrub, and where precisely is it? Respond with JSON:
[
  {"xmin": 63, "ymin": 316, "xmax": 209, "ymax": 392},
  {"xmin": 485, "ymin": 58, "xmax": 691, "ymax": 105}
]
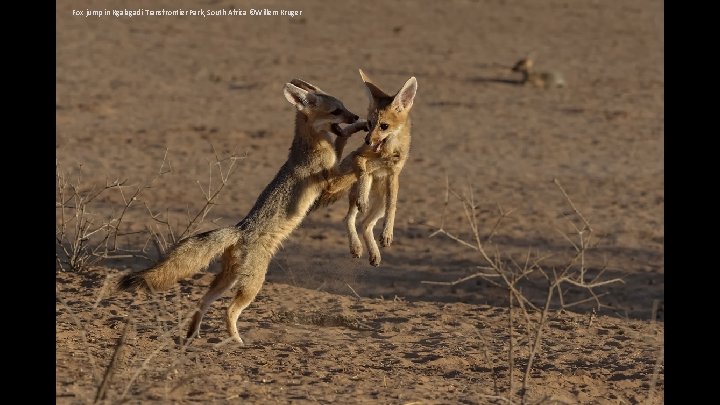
[
  {"xmin": 55, "ymin": 147, "xmax": 243, "ymax": 272},
  {"xmin": 425, "ymin": 178, "xmax": 623, "ymax": 404},
  {"xmin": 56, "ymin": 160, "xmax": 129, "ymax": 272},
  {"xmin": 144, "ymin": 145, "xmax": 243, "ymax": 257}
]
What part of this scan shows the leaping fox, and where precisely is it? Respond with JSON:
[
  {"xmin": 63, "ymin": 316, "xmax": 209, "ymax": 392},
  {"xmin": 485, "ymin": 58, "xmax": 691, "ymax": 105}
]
[
  {"xmin": 316, "ymin": 69, "xmax": 417, "ymax": 267},
  {"xmin": 117, "ymin": 79, "xmax": 360, "ymax": 344}
]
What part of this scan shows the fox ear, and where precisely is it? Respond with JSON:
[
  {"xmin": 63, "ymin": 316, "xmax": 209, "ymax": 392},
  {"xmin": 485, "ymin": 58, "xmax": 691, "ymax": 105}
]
[
  {"xmin": 284, "ymin": 83, "xmax": 318, "ymax": 110},
  {"xmin": 391, "ymin": 77, "xmax": 417, "ymax": 113},
  {"xmin": 359, "ymin": 69, "xmax": 390, "ymax": 102},
  {"xmin": 290, "ymin": 79, "xmax": 327, "ymax": 95}
]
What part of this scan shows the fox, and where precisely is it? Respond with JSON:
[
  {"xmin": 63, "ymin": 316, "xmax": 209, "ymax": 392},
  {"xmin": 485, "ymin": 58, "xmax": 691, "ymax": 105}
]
[
  {"xmin": 511, "ymin": 54, "xmax": 566, "ymax": 89},
  {"xmin": 315, "ymin": 69, "xmax": 417, "ymax": 267},
  {"xmin": 117, "ymin": 79, "xmax": 359, "ymax": 344}
]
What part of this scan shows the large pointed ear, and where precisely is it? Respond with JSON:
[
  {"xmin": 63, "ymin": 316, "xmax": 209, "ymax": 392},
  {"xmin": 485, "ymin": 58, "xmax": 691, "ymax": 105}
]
[
  {"xmin": 359, "ymin": 69, "xmax": 390, "ymax": 102},
  {"xmin": 284, "ymin": 83, "xmax": 319, "ymax": 110},
  {"xmin": 290, "ymin": 78, "xmax": 327, "ymax": 95},
  {"xmin": 390, "ymin": 77, "xmax": 417, "ymax": 113}
]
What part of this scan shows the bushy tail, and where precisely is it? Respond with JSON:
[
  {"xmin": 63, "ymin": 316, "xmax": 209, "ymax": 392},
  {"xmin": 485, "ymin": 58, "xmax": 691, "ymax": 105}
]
[{"xmin": 117, "ymin": 227, "xmax": 242, "ymax": 292}]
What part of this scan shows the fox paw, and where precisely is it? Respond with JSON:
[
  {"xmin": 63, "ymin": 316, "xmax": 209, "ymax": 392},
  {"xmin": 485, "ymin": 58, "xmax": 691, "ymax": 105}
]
[
  {"xmin": 379, "ymin": 232, "xmax": 393, "ymax": 247},
  {"xmin": 356, "ymin": 198, "xmax": 369, "ymax": 213},
  {"xmin": 369, "ymin": 254, "xmax": 381, "ymax": 267},
  {"xmin": 350, "ymin": 245, "xmax": 363, "ymax": 258},
  {"xmin": 227, "ymin": 334, "xmax": 245, "ymax": 346}
]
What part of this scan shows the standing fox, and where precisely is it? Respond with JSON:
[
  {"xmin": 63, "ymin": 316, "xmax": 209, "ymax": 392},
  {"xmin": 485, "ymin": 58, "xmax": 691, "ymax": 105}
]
[
  {"xmin": 316, "ymin": 70, "xmax": 417, "ymax": 267},
  {"xmin": 117, "ymin": 79, "xmax": 359, "ymax": 344}
]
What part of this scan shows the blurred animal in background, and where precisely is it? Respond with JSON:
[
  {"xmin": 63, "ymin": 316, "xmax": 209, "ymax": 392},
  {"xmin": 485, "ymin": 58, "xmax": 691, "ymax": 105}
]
[{"xmin": 511, "ymin": 53, "xmax": 566, "ymax": 89}]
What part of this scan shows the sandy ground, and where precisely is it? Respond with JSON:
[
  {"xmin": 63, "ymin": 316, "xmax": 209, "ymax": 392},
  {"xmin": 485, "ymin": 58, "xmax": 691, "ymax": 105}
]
[{"xmin": 57, "ymin": 0, "xmax": 663, "ymax": 403}]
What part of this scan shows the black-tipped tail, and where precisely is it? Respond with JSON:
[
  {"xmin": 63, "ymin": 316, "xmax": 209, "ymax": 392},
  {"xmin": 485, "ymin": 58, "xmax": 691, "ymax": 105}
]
[{"xmin": 117, "ymin": 272, "xmax": 147, "ymax": 292}]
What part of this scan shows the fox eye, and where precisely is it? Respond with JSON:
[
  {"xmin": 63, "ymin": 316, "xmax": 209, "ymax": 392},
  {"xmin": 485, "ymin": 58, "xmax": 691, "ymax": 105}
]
[
  {"xmin": 380, "ymin": 123, "xmax": 389, "ymax": 131},
  {"xmin": 331, "ymin": 109, "xmax": 343, "ymax": 115}
]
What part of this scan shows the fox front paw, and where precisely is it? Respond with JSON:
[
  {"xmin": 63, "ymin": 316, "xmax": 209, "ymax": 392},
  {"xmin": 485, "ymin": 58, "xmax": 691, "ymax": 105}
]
[
  {"xmin": 379, "ymin": 231, "xmax": 393, "ymax": 247},
  {"xmin": 356, "ymin": 198, "xmax": 369, "ymax": 213},
  {"xmin": 340, "ymin": 120, "xmax": 369, "ymax": 137},
  {"xmin": 369, "ymin": 254, "xmax": 381, "ymax": 267}
]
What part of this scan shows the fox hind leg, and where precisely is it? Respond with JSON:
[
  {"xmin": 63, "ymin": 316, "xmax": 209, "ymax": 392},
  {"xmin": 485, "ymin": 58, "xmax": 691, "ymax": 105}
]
[
  {"xmin": 186, "ymin": 248, "xmax": 240, "ymax": 341},
  {"xmin": 380, "ymin": 173, "xmax": 399, "ymax": 247},
  {"xmin": 361, "ymin": 196, "xmax": 386, "ymax": 267},
  {"xmin": 226, "ymin": 251, "xmax": 270, "ymax": 344},
  {"xmin": 345, "ymin": 185, "xmax": 363, "ymax": 258}
]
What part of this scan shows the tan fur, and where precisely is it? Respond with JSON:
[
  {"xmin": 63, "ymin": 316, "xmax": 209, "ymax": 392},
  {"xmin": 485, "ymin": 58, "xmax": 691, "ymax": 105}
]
[
  {"xmin": 511, "ymin": 55, "xmax": 566, "ymax": 89},
  {"xmin": 318, "ymin": 70, "xmax": 417, "ymax": 266},
  {"xmin": 117, "ymin": 79, "xmax": 359, "ymax": 344}
]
